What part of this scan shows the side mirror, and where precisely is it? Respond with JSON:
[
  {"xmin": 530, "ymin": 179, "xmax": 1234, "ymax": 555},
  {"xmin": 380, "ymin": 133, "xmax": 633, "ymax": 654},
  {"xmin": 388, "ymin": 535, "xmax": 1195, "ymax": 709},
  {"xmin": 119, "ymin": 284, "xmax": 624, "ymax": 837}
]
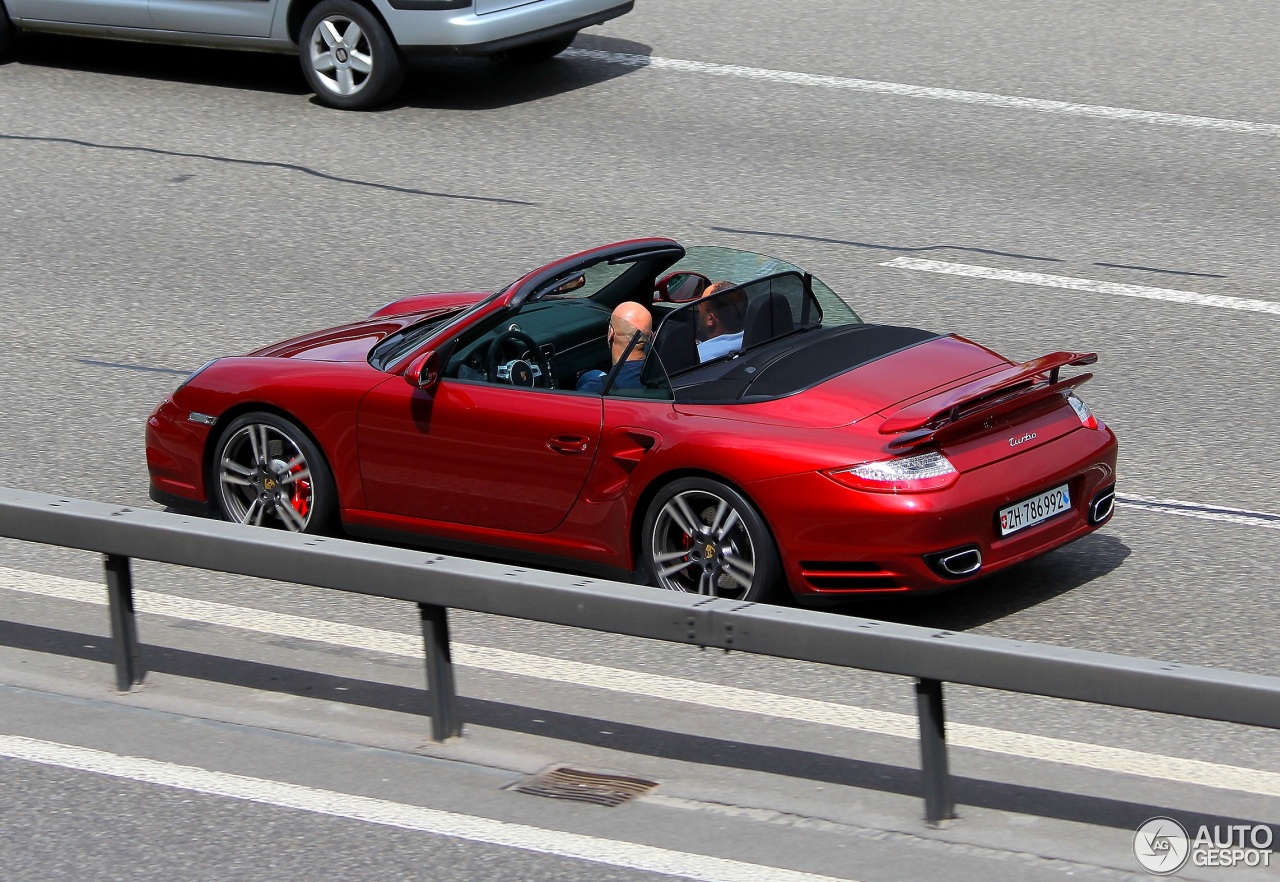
[
  {"xmin": 656, "ymin": 271, "xmax": 710, "ymax": 302},
  {"xmin": 405, "ymin": 351, "xmax": 440, "ymax": 391}
]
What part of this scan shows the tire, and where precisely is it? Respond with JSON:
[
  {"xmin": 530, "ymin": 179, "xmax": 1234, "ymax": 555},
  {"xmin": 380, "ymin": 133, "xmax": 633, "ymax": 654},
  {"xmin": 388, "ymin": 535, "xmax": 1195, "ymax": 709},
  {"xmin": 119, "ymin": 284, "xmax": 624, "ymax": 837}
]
[
  {"xmin": 640, "ymin": 477, "xmax": 782, "ymax": 603},
  {"xmin": 495, "ymin": 31, "xmax": 576, "ymax": 63},
  {"xmin": 299, "ymin": 0, "xmax": 404, "ymax": 110},
  {"xmin": 0, "ymin": 3, "xmax": 15, "ymax": 59},
  {"xmin": 210, "ymin": 411, "xmax": 336, "ymax": 534}
]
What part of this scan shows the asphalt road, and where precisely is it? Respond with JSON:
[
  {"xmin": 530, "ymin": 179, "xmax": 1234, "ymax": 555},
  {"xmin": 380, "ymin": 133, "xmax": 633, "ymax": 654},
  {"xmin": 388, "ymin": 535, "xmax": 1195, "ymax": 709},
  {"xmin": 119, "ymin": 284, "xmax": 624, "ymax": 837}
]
[{"xmin": 1, "ymin": 2, "xmax": 1278, "ymax": 880}]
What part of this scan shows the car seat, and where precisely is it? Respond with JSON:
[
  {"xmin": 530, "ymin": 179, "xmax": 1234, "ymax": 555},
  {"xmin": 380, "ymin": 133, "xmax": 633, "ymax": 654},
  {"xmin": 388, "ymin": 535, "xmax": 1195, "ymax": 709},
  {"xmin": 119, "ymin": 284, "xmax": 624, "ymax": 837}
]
[
  {"xmin": 743, "ymin": 290, "xmax": 795, "ymax": 348},
  {"xmin": 651, "ymin": 320, "xmax": 699, "ymax": 375}
]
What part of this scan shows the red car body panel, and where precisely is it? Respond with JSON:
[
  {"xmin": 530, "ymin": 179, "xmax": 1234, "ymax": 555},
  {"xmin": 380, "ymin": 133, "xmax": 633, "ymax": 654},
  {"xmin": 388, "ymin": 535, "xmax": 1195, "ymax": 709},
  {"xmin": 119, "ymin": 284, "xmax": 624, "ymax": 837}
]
[
  {"xmin": 148, "ymin": 357, "xmax": 383, "ymax": 509},
  {"xmin": 356, "ymin": 379, "xmax": 604, "ymax": 533},
  {"xmin": 147, "ymin": 239, "xmax": 1118, "ymax": 598}
]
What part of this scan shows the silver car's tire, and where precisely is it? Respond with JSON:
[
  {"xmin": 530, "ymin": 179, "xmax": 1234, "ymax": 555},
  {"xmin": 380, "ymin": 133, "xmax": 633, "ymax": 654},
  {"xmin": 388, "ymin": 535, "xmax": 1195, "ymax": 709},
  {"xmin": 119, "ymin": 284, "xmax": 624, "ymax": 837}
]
[
  {"xmin": 0, "ymin": 3, "xmax": 15, "ymax": 58},
  {"xmin": 211, "ymin": 412, "xmax": 335, "ymax": 534},
  {"xmin": 641, "ymin": 477, "xmax": 782, "ymax": 603},
  {"xmin": 299, "ymin": 0, "xmax": 403, "ymax": 110}
]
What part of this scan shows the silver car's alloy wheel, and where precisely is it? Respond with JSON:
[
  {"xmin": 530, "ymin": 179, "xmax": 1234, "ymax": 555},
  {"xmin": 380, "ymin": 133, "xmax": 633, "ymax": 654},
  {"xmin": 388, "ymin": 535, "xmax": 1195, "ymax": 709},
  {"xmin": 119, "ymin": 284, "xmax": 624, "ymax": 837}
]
[
  {"xmin": 299, "ymin": 0, "xmax": 403, "ymax": 109},
  {"xmin": 308, "ymin": 15, "xmax": 374, "ymax": 98},
  {"xmin": 650, "ymin": 489, "xmax": 758, "ymax": 599},
  {"xmin": 217, "ymin": 422, "xmax": 315, "ymax": 532}
]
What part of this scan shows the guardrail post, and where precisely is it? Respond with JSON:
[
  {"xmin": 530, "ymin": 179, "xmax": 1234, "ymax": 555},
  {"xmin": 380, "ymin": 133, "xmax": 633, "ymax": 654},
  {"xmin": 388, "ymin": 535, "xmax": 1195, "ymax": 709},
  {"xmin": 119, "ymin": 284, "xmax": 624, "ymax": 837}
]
[
  {"xmin": 915, "ymin": 677, "xmax": 954, "ymax": 826},
  {"xmin": 418, "ymin": 602, "xmax": 461, "ymax": 741},
  {"xmin": 103, "ymin": 554, "xmax": 144, "ymax": 692}
]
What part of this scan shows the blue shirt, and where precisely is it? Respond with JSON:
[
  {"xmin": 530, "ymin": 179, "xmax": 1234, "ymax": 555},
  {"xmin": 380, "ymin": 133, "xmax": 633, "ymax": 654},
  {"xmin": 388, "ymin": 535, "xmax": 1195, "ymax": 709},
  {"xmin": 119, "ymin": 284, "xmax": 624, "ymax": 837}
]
[
  {"xmin": 697, "ymin": 331, "xmax": 744, "ymax": 361},
  {"xmin": 577, "ymin": 359, "xmax": 644, "ymax": 394}
]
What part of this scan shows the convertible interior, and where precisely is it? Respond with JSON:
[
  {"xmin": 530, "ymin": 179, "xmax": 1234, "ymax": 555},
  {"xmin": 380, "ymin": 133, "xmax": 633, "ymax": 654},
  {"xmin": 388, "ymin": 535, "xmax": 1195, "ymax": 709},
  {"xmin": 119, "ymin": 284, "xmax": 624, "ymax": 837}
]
[
  {"xmin": 445, "ymin": 298, "xmax": 618, "ymax": 389},
  {"xmin": 436, "ymin": 244, "xmax": 868, "ymax": 400},
  {"xmin": 441, "ymin": 253, "xmax": 686, "ymax": 393}
]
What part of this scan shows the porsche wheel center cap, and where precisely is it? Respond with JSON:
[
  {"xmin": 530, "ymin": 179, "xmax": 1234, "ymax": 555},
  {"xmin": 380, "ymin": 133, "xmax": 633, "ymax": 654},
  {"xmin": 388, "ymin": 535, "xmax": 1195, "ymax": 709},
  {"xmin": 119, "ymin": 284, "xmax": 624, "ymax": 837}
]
[
  {"xmin": 263, "ymin": 478, "xmax": 276, "ymax": 491},
  {"xmin": 691, "ymin": 542, "xmax": 720, "ymax": 568}
]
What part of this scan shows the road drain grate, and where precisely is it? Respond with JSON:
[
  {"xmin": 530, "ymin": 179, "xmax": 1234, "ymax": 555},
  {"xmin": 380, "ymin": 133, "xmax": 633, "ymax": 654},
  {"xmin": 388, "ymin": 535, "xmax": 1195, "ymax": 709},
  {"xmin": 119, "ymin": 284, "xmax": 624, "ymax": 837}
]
[{"xmin": 507, "ymin": 766, "xmax": 659, "ymax": 807}]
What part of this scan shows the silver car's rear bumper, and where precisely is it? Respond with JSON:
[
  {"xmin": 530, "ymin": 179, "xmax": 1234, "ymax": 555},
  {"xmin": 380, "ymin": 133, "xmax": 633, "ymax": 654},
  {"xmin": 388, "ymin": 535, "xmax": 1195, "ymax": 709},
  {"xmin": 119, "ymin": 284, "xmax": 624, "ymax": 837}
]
[{"xmin": 379, "ymin": 0, "xmax": 632, "ymax": 54}]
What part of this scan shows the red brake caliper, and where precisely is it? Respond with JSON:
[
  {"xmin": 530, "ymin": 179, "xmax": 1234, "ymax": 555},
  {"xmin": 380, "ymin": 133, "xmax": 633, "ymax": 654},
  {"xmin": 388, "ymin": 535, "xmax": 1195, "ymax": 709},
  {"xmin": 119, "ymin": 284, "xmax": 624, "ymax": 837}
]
[{"xmin": 289, "ymin": 462, "xmax": 312, "ymax": 518}]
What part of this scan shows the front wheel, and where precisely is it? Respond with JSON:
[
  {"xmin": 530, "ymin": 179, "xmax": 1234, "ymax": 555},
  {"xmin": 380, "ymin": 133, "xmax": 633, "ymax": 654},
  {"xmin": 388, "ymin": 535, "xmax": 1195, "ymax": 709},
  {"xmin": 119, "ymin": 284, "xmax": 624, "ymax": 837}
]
[
  {"xmin": 641, "ymin": 478, "xmax": 782, "ymax": 602},
  {"xmin": 211, "ymin": 412, "xmax": 336, "ymax": 534},
  {"xmin": 300, "ymin": 0, "xmax": 404, "ymax": 110}
]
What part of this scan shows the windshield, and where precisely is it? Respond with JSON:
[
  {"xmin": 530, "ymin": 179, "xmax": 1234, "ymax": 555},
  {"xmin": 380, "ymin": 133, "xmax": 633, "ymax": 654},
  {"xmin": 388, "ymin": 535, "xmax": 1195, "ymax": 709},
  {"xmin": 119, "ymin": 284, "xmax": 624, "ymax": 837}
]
[
  {"xmin": 539, "ymin": 260, "xmax": 632, "ymax": 300},
  {"xmin": 368, "ymin": 292, "xmax": 501, "ymax": 371}
]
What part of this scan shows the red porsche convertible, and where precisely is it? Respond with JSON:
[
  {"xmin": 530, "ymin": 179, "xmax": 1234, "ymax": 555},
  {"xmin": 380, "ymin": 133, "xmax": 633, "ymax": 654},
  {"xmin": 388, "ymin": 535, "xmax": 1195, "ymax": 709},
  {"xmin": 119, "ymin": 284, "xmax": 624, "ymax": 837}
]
[{"xmin": 147, "ymin": 238, "xmax": 1118, "ymax": 602}]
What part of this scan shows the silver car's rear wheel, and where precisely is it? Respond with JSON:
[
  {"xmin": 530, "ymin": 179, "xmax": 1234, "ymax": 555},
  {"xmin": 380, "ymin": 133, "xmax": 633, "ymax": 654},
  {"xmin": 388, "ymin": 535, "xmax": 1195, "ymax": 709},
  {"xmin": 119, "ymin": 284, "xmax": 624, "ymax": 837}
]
[
  {"xmin": 300, "ymin": 0, "xmax": 403, "ymax": 110},
  {"xmin": 0, "ymin": 3, "xmax": 15, "ymax": 57},
  {"xmin": 642, "ymin": 478, "xmax": 781, "ymax": 602},
  {"xmin": 212, "ymin": 412, "xmax": 334, "ymax": 533}
]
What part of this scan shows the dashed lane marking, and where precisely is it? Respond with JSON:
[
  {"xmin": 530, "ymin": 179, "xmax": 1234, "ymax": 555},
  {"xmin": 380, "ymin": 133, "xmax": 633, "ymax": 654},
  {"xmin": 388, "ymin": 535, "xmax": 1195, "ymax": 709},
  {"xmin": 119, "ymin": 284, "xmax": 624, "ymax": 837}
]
[
  {"xmin": 881, "ymin": 257, "xmax": 1280, "ymax": 315},
  {"xmin": 2, "ymin": 567, "xmax": 1278, "ymax": 799},
  {"xmin": 1117, "ymin": 494, "xmax": 1280, "ymax": 530},
  {"xmin": 563, "ymin": 49, "xmax": 1280, "ymax": 139}
]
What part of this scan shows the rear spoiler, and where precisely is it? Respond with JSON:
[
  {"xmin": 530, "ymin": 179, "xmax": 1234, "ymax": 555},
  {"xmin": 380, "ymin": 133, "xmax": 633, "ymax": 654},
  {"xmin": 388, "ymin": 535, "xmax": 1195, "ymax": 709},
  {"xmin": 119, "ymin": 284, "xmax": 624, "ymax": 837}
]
[{"xmin": 880, "ymin": 351, "xmax": 1097, "ymax": 451}]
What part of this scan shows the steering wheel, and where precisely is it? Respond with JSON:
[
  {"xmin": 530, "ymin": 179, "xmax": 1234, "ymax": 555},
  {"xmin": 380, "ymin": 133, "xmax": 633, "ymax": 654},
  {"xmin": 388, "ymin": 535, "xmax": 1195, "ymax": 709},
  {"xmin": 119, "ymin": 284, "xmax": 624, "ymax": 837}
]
[{"xmin": 486, "ymin": 329, "xmax": 552, "ymax": 388}]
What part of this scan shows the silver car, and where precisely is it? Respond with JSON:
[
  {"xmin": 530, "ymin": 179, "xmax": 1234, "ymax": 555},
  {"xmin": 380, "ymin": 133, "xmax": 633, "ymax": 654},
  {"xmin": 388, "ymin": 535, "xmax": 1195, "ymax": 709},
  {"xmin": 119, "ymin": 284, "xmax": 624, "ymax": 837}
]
[{"xmin": 0, "ymin": 0, "xmax": 633, "ymax": 108}]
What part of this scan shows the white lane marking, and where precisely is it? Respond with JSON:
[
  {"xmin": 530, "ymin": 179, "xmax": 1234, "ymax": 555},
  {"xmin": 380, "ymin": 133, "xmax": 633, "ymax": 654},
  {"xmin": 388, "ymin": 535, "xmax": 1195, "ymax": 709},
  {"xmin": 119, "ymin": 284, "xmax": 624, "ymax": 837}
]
[
  {"xmin": 0, "ymin": 734, "xmax": 850, "ymax": 882},
  {"xmin": 1117, "ymin": 495, "xmax": 1280, "ymax": 531},
  {"xmin": 3, "ymin": 568, "xmax": 1278, "ymax": 799},
  {"xmin": 880, "ymin": 257, "xmax": 1280, "ymax": 316},
  {"xmin": 564, "ymin": 49, "xmax": 1280, "ymax": 139}
]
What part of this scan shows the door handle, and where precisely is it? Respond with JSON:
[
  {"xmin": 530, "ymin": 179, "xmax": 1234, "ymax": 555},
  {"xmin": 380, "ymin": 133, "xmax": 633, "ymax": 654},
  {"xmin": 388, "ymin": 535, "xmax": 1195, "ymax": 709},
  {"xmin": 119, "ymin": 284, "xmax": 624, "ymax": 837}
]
[{"xmin": 547, "ymin": 435, "xmax": 590, "ymax": 454}]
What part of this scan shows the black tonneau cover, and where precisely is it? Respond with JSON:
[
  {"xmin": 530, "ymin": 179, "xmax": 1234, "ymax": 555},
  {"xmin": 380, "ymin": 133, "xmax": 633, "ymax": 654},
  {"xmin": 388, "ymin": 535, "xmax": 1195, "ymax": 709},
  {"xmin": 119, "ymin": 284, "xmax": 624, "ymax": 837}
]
[{"xmin": 670, "ymin": 324, "xmax": 939, "ymax": 403}]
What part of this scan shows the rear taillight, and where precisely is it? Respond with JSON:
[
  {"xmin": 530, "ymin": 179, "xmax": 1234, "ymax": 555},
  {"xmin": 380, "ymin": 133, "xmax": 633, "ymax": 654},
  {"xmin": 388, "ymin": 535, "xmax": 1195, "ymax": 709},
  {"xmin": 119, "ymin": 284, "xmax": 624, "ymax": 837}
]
[
  {"xmin": 1066, "ymin": 392, "xmax": 1099, "ymax": 429},
  {"xmin": 825, "ymin": 451, "xmax": 959, "ymax": 493}
]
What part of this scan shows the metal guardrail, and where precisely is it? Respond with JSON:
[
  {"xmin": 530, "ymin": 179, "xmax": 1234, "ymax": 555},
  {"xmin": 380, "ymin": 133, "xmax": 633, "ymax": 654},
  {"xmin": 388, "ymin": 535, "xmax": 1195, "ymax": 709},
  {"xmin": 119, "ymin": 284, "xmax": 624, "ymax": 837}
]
[{"xmin": 2, "ymin": 485, "xmax": 1279, "ymax": 825}]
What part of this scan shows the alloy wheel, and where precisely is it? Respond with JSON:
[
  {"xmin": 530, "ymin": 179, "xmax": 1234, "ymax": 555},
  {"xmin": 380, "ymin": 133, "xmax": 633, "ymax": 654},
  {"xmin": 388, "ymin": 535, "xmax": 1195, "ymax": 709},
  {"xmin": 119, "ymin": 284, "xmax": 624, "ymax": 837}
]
[
  {"xmin": 308, "ymin": 15, "xmax": 374, "ymax": 98},
  {"xmin": 649, "ymin": 489, "xmax": 757, "ymax": 599},
  {"xmin": 216, "ymin": 422, "xmax": 315, "ymax": 531}
]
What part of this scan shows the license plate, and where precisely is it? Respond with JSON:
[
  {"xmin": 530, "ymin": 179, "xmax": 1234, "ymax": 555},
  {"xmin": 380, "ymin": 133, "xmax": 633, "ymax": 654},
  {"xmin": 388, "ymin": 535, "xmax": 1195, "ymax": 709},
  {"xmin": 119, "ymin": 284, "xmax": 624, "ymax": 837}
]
[{"xmin": 998, "ymin": 484, "xmax": 1071, "ymax": 536}]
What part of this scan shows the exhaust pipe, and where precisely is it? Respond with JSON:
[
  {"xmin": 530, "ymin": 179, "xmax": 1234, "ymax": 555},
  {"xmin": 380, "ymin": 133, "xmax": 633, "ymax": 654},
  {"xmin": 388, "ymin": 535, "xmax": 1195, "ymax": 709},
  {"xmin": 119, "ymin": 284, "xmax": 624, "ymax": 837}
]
[
  {"xmin": 1089, "ymin": 485, "xmax": 1116, "ymax": 525},
  {"xmin": 938, "ymin": 548, "xmax": 983, "ymax": 577},
  {"xmin": 926, "ymin": 545, "xmax": 983, "ymax": 579}
]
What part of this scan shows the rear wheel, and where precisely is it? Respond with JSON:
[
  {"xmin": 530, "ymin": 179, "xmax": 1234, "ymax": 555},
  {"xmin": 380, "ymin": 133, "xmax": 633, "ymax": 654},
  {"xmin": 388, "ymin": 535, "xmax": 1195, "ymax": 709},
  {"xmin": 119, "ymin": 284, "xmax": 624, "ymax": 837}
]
[
  {"xmin": 641, "ymin": 477, "xmax": 782, "ymax": 602},
  {"xmin": 300, "ymin": 0, "xmax": 404, "ymax": 110},
  {"xmin": 0, "ymin": 3, "xmax": 15, "ymax": 58},
  {"xmin": 211, "ymin": 412, "xmax": 336, "ymax": 534}
]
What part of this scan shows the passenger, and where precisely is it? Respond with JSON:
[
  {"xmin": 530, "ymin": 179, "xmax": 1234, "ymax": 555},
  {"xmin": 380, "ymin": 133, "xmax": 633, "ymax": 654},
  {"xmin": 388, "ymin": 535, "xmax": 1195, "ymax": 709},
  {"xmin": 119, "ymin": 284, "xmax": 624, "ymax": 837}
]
[
  {"xmin": 695, "ymin": 281, "xmax": 747, "ymax": 361},
  {"xmin": 576, "ymin": 302, "xmax": 653, "ymax": 394}
]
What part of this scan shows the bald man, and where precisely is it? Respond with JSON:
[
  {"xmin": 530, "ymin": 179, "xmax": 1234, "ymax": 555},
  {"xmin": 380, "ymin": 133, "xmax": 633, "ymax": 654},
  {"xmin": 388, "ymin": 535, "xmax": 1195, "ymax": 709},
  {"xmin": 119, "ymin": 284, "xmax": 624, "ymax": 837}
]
[{"xmin": 576, "ymin": 302, "xmax": 653, "ymax": 394}]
